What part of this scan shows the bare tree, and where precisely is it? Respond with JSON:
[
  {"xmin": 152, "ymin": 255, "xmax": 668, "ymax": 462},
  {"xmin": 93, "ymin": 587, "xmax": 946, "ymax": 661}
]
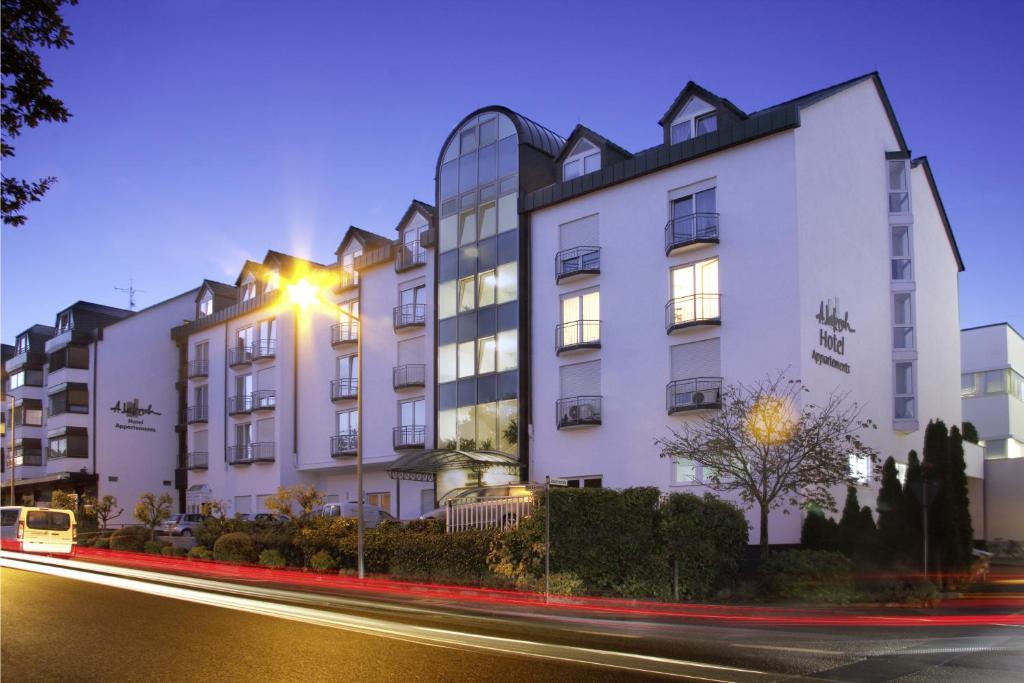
[
  {"xmin": 264, "ymin": 485, "xmax": 324, "ymax": 526},
  {"xmin": 657, "ymin": 372, "xmax": 878, "ymax": 558},
  {"xmin": 90, "ymin": 494, "xmax": 123, "ymax": 530}
]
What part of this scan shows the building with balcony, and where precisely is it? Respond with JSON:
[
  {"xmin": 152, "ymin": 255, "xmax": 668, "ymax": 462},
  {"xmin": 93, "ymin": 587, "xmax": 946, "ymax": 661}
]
[{"xmin": 962, "ymin": 323, "xmax": 1024, "ymax": 542}]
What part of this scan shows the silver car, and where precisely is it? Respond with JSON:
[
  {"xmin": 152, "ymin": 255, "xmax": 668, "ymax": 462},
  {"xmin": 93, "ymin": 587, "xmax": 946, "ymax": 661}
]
[{"xmin": 163, "ymin": 513, "xmax": 207, "ymax": 536}]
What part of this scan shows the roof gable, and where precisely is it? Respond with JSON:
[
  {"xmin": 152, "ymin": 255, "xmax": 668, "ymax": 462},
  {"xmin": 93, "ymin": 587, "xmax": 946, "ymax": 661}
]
[
  {"xmin": 658, "ymin": 81, "xmax": 747, "ymax": 127},
  {"xmin": 394, "ymin": 199, "xmax": 436, "ymax": 233},
  {"xmin": 554, "ymin": 124, "xmax": 633, "ymax": 165},
  {"xmin": 334, "ymin": 226, "xmax": 391, "ymax": 256}
]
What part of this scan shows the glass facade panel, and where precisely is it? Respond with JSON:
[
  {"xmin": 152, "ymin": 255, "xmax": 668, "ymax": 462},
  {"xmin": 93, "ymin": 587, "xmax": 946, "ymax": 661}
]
[
  {"xmin": 479, "ymin": 202, "xmax": 497, "ymax": 239},
  {"xmin": 439, "ymin": 280, "xmax": 456, "ymax": 320},
  {"xmin": 497, "ymin": 193, "xmax": 517, "ymax": 233},
  {"xmin": 459, "ymin": 210, "xmax": 477, "ymax": 246}
]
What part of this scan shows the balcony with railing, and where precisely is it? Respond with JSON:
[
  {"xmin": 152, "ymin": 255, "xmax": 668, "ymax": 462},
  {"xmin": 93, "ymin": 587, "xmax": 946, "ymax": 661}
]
[
  {"xmin": 185, "ymin": 405, "xmax": 208, "ymax": 424},
  {"xmin": 187, "ymin": 360, "xmax": 209, "ymax": 379},
  {"xmin": 330, "ymin": 432, "xmax": 358, "ymax": 457},
  {"xmin": 252, "ymin": 339, "xmax": 276, "ymax": 361},
  {"xmin": 666, "ymin": 377, "xmax": 723, "ymax": 414},
  {"xmin": 227, "ymin": 442, "xmax": 275, "ymax": 465},
  {"xmin": 393, "ymin": 303, "xmax": 426, "ymax": 330},
  {"xmin": 331, "ymin": 322, "xmax": 359, "ymax": 346},
  {"xmin": 227, "ymin": 345, "xmax": 253, "ymax": 367},
  {"xmin": 393, "ymin": 364, "xmax": 426, "ymax": 390},
  {"xmin": 226, "ymin": 394, "xmax": 253, "ymax": 415},
  {"xmin": 556, "ymin": 320, "xmax": 601, "ymax": 355},
  {"xmin": 186, "ymin": 452, "xmax": 208, "ymax": 470},
  {"xmin": 330, "ymin": 378, "xmax": 358, "ymax": 401},
  {"xmin": 556, "ymin": 396, "xmax": 602, "ymax": 430},
  {"xmin": 665, "ymin": 294, "xmax": 721, "ymax": 333},
  {"xmin": 395, "ymin": 240, "xmax": 427, "ymax": 272},
  {"xmin": 665, "ymin": 212, "xmax": 719, "ymax": 254},
  {"xmin": 251, "ymin": 390, "xmax": 276, "ymax": 411},
  {"xmin": 555, "ymin": 246, "xmax": 601, "ymax": 283},
  {"xmin": 393, "ymin": 425, "xmax": 426, "ymax": 450}
]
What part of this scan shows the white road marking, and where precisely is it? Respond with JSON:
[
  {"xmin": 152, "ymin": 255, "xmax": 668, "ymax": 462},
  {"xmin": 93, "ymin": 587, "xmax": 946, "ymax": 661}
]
[
  {"xmin": 2, "ymin": 554, "xmax": 773, "ymax": 682},
  {"xmin": 732, "ymin": 643, "xmax": 844, "ymax": 655}
]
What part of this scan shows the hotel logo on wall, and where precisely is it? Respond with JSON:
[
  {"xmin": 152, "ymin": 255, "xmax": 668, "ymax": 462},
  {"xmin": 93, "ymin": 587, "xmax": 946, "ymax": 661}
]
[
  {"xmin": 811, "ymin": 298, "xmax": 854, "ymax": 374},
  {"xmin": 110, "ymin": 399, "xmax": 161, "ymax": 433}
]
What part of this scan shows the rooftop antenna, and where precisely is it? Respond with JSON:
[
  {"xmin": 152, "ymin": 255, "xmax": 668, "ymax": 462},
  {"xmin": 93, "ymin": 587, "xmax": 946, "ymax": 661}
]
[{"xmin": 115, "ymin": 277, "xmax": 145, "ymax": 311}]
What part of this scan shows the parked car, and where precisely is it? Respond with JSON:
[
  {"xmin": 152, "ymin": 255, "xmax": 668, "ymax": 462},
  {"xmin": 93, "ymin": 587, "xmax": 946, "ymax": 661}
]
[
  {"xmin": 314, "ymin": 502, "xmax": 394, "ymax": 528},
  {"xmin": 163, "ymin": 513, "xmax": 207, "ymax": 536},
  {"xmin": 420, "ymin": 483, "xmax": 538, "ymax": 523},
  {"xmin": 253, "ymin": 513, "xmax": 290, "ymax": 523}
]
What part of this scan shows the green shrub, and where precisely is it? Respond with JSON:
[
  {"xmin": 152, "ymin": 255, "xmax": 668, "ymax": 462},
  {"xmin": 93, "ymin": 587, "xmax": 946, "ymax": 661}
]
[
  {"xmin": 297, "ymin": 516, "xmax": 356, "ymax": 565},
  {"xmin": 144, "ymin": 540, "xmax": 166, "ymax": 554},
  {"xmin": 109, "ymin": 526, "xmax": 150, "ymax": 552},
  {"xmin": 213, "ymin": 532, "xmax": 256, "ymax": 564},
  {"xmin": 189, "ymin": 545, "xmax": 213, "ymax": 560},
  {"xmin": 259, "ymin": 549, "xmax": 287, "ymax": 568},
  {"xmin": 869, "ymin": 575, "xmax": 940, "ymax": 605},
  {"xmin": 77, "ymin": 535, "xmax": 95, "ymax": 547},
  {"xmin": 93, "ymin": 537, "xmax": 110, "ymax": 549},
  {"xmin": 763, "ymin": 550, "xmax": 856, "ymax": 603},
  {"xmin": 196, "ymin": 517, "xmax": 251, "ymax": 549},
  {"xmin": 662, "ymin": 493, "xmax": 749, "ymax": 599},
  {"xmin": 160, "ymin": 545, "xmax": 175, "ymax": 556},
  {"xmin": 801, "ymin": 508, "xmax": 840, "ymax": 552},
  {"xmin": 251, "ymin": 520, "xmax": 301, "ymax": 566},
  {"xmin": 172, "ymin": 545, "xmax": 189, "ymax": 557},
  {"xmin": 309, "ymin": 550, "xmax": 336, "ymax": 573},
  {"xmin": 390, "ymin": 528, "xmax": 497, "ymax": 585},
  {"xmin": 548, "ymin": 571, "xmax": 586, "ymax": 596}
]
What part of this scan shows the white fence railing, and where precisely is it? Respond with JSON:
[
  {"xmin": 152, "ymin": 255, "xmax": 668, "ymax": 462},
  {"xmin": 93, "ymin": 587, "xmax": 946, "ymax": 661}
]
[{"xmin": 446, "ymin": 495, "xmax": 533, "ymax": 533}]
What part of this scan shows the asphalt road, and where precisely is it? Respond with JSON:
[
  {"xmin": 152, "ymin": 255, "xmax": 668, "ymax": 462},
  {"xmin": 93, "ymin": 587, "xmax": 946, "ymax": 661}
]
[{"xmin": 3, "ymin": 555, "xmax": 1023, "ymax": 682}]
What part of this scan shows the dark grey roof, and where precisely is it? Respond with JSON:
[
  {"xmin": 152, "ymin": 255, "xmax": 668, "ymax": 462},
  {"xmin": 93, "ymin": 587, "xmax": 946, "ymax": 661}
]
[
  {"xmin": 911, "ymin": 156, "xmax": 964, "ymax": 272},
  {"xmin": 555, "ymin": 124, "xmax": 632, "ymax": 163},
  {"xmin": 1, "ymin": 343, "xmax": 14, "ymax": 361},
  {"xmin": 199, "ymin": 279, "xmax": 237, "ymax": 300},
  {"xmin": 658, "ymin": 81, "xmax": 747, "ymax": 126},
  {"xmin": 334, "ymin": 226, "xmax": 392, "ymax": 255},
  {"xmin": 506, "ymin": 109, "xmax": 566, "ymax": 158},
  {"xmin": 394, "ymin": 199, "xmax": 436, "ymax": 232}
]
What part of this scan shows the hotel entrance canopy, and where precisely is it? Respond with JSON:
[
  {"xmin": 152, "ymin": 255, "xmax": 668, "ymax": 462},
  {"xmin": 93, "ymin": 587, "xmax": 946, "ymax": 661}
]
[{"xmin": 386, "ymin": 449, "xmax": 522, "ymax": 483}]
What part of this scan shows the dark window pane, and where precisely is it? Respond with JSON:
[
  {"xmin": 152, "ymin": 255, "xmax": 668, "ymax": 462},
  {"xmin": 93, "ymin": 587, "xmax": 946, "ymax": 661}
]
[
  {"xmin": 498, "ymin": 135, "xmax": 517, "ymax": 177},
  {"xmin": 478, "ymin": 237, "xmax": 497, "ymax": 270},
  {"xmin": 440, "ymin": 161, "xmax": 458, "ymax": 199},
  {"xmin": 460, "ymin": 191, "xmax": 477, "ymax": 210},
  {"xmin": 497, "ymin": 231, "xmax": 518, "ymax": 265},
  {"xmin": 441, "ymin": 198, "xmax": 458, "ymax": 217},
  {"xmin": 458, "ymin": 312, "xmax": 477, "ymax": 343},
  {"xmin": 497, "ymin": 302, "xmax": 518, "ymax": 332},
  {"xmin": 438, "ymin": 318, "xmax": 457, "ymax": 346},
  {"xmin": 479, "ymin": 118, "xmax": 497, "ymax": 146},
  {"xmin": 439, "ymin": 250, "xmax": 458, "ymax": 283},
  {"xmin": 499, "ymin": 176, "xmax": 517, "ymax": 195},
  {"xmin": 477, "ymin": 306, "xmax": 496, "ymax": 337},
  {"xmin": 459, "ymin": 246, "xmax": 477, "ymax": 277},
  {"xmin": 439, "ymin": 382, "xmax": 457, "ymax": 410},
  {"xmin": 458, "ymin": 378, "xmax": 477, "ymax": 407},
  {"xmin": 478, "ymin": 143, "xmax": 497, "ymax": 184},
  {"xmin": 696, "ymin": 114, "xmax": 717, "ymax": 135},
  {"xmin": 479, "ymin": 182, "xmax": 497, "ymax": 202},
  {"xmin": 498, "ymin": 371, "xmax": 518, "ymax": 401},
  {"xmin": 459, "ymin": 152, "xmax": 478, "ymax": 193},
  {"xmin": 460, "ymin": 127, "xmax": 477, "ymax": 153},
  {"xmin": 477, "ymin": 374, "xmax": 497, "ymax": 404}
]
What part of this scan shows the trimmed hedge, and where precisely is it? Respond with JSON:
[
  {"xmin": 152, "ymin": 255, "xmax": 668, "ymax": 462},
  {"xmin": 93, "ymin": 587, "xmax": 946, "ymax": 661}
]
[
  {"xmin": 259, "ymin": 549, "xmax": 287, "ymax": 568},
  {"xmin": 189, "ymin": 545, "xmax": 213, "ymax": 560},
  {"xmin": 144, "ymin": 540, "xmax": 166, "ymax": 555},
  {"xmin": 213, "ymin": 532, "xmax": 257, "ymax": 564},
  {"xmin": 93, "ymin": 537, "xmax": 110, "ymax": 549},
  {"xmin": 763, "ymin": 550, "xmax": 856, "ymax": 603},
  {"xmin": 662, "ymin": 493, "xmax": 749, "ymax": 599},
  {"xmin": 390, "ymin": 529, "xmax": 497, "ymax": 585},
  {"xmin": 309, "ymin": 550, "xmax": 336, "ymax": 573},
  {"xmin": 109, "ymin": 526, "xmax": 150, "ymax": 552}
]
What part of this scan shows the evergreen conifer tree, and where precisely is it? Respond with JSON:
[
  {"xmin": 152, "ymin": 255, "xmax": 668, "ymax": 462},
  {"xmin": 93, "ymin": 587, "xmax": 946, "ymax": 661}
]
[
  {"xmin": 903, "ymin": 450, "xmax": 924, "ymax": 566},
  {"xmin": 876, "ymin": 456, "xmax": 908, "ymax": 564},
  {"xmin": 922, "ymin": 420, "xmax": 957, "ymax": 576},
  {"xmin": 948, "ymin": 426, "xmax": 975, "ymax": 571}
]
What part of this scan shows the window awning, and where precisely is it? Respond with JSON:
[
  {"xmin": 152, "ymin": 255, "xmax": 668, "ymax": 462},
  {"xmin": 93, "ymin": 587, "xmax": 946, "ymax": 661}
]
[{"xmin": 386, "ymin": 449, "xmax": 522, "ymax": 482}]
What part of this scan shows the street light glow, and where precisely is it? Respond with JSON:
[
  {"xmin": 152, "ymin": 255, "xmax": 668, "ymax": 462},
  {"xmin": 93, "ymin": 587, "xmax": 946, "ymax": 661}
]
[{"xmin": 286, "ymin": 278, "xmax": 320, "ymax": 309}]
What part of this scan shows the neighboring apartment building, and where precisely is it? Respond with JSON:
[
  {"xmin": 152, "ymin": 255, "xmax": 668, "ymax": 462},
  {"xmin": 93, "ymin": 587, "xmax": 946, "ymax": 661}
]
[
  {"xmin": 962, "ymin": 323, "xmax": 1024, "ymax": 542},
  {"xmin": 2, "ymin": 295, "xmax": 196, "ymax": 509}
]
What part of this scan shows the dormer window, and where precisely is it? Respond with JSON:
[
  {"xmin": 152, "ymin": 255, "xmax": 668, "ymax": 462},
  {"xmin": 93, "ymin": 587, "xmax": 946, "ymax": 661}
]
[
  {"xmin": 241, "ymin": 275, "xmax": 257, "ymax": 302},
  {"xmin": 198, "ymin": 290, "xmax": 214, "ymax": 317},
  {"xmin": 15, "ymin": 334, "xmax": 29, "ymax": 354},
  {"xmin": 563, "ymin": 139, "xmax": 600, "ymax": 181},
  {"xmin": 341, "ymin": 245, "xmax": 361, "ymax": 286},
  {"xmin": 56, "ymin": 311, "xmax": 73, "ymax": 333},
  {"xmin": 670, "ymin": 97, "xmax": 717, "ymax": 144},
  {"xmin": 263, "ymin": 273, "xmax": 279, "ymax": 294}
]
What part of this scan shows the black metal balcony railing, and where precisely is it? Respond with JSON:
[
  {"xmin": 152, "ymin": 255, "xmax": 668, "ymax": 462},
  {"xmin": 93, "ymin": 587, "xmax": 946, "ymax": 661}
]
[
  {"xmin": 331, "ymin": 322, "xmax": 359, "ymax": 345},
  {"xmin": 395, "ymin": 240, "xmax": 427, "ymax": 272},
  {"xmin": 251, "ymin": 390, "xmax": 276, "ymax": 411},
  {"xmin": 664, "ymin": 212, "xmax": 719, "ymax": 254},
  {"xmin": 666, "ymin": 377, "xmax": 723, "ymax": 414},
  {"xmin": 393, "ymin": 303, "xmax": 426, "ymax": 330},
  {"xmin": 15, "ymin": 452, "xmax": 44, "ymax": 467},
  {"xmin": 555, "ymin": 246, "xmax": 601, "ymax": 282},
  {"xmin": 227, "ymin": 345, "xmax": 253, "ymax": 367},
  {"xmin": 227, "ymin": 442, "xmax": 275, "ymax": 465},
  {"xmin": 556, "ymin": 396, "xmax": 603, "ymax": 429},
  {"xmin": 226, "ymin": 395, "xmax": 253, "ymax": 415},
  {"xmin": 330, "ymin": 378, "xmax": 358, "ymax": 401},
  {"xmin": 665, "ymin": 294, "xmax": 721, "ymax": 333},
  {"xmin": 556, "ymin": 320, "xmax": 601, "ymax": 354},
  {"xmin": 186, "ymin": 452, "xmax": 209, "ymax": 470},
  {"xmin": 252, "ymin": 339, "xmax": 276, "ymax": 360},
  {"xmin": 330, "ymin": 432, "xmax": 358, "ymax": 457},
  {"xmin": 187, "ymin": 359, "xmax": 209, "ymax": 379},
  {"xmin": 393, "ymin": 364, "xmax": 426, "ymax": 390},
  {"xmin": 393, "ymin": 425, "xmax": 426, "ymax": 450},
  {"xmin": 186, "ymin": 405, "xmax": 208, "ymax": 424}
]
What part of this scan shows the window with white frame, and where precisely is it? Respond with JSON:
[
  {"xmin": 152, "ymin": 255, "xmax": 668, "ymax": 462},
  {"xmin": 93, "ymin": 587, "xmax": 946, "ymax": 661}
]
[
  {"xmin": 891, "ymin": 226, "xmax": 912, "ymax": 280},
  {"xmin": 892, "ymin": 292, "xmax": 914, "ymax": 350},
  {"xmin": 672, "ymin": 460, "xmax": 700, "ymax": 485},
  {"xmin": 560, "ymin": 290, "xmax": 600, "ymax": 347},
  {"xmin": 56, "ymin": 311, "xmax": 73, "ymax": 333},
  {"xmin": 670, "ymin": 97, "xmax": 718, "ymax": 144},
  {"xmin": 888, "ymin": 160, "xmax": 910, "ymax": 213},
  {"xmin": 336, "ymin": 408, "xmax": 357, "ymax": 436},
  {"xmin": 670, "ymin": 258, "xmax": 719, "ymax": 325},
  {"xmin": 341, "ymin": 244, "xmax": 361, "ymax": 286},
  {"xmin": 894, "ymin": 361, "xmax": 915, "ymax": 420},
  {"xmin": 848, "ymin": 453, "xmax": 871, "ymax": 484},
  {"xmin": 400, "ymin": 282, "xmax": 426, "ymax": 309},
  {"xmin": 263, "ymin": 273, "xmax": 279, "ymax": 293},
  {"xmin": 336, "ymin": 354, "xmax": 358, "ymax": 383},
  {"xmin": 240, "ymin": 274, "xmax": 257, "ymax": 301},
  {"xmin": 235, "ymin": 422, "xmax": 252, "ymax": 447},
  {"xmin": 562, "ymin": 476, "xmax": 602, "ymax": 488},
  {"xmin": 198, "ymin": 290, "xmax": 214, "ymax": 317},
  {"xmin": 256, "ymin": 318, "xmax": 276, "ymax": 353},
  {"xmin": 399, "ymin": 397, "xmax": 425, "ymax": 428},
  {"xmin": 14, "ymin": 333, "xmax": 29, "ymax": 354},
  {"xmin": 563, "ymin": 139, "xmax": 600, "ymax": 181}
]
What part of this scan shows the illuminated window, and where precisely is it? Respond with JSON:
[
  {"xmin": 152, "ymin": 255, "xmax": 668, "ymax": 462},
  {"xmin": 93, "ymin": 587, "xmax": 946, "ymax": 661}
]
[
  {"xmin": 848, "ymin": 453, "xmax": 871, "ymax": 484},
  {"xmin": 240, "ymin": 275, "xmax": 257, "ymax": 301},
  {"xmin": 199, "ymin": 290, "xmax": 214, "ymax": 317}
]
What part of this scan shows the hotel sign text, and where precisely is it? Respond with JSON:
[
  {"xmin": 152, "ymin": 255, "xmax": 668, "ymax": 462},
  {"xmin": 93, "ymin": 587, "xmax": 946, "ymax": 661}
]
[{"xmin": 811, "ymin": 298, "xmax": 854, "ymax": 374}]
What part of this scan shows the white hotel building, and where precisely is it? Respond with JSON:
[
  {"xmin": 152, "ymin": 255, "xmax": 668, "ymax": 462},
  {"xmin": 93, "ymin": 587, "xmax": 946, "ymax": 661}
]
[{"xmin": 8, "ymin": 72, "xmax": 983, "ymax": 544}]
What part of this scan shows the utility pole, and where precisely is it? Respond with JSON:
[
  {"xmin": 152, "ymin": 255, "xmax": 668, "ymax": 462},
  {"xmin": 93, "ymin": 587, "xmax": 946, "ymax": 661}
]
[
  {"xmin": 8, "ymin": 395, "xmax": 15, "ymax": 505},
  {"xmin": 545, "ymin": 476, "xmax": 550, "ymax": 603}
]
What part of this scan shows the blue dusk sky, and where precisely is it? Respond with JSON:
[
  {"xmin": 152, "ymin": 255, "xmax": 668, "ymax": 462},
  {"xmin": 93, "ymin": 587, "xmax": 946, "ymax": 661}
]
[{"xmin": 2, "ymin": 0, "xmax": 1022, "ymax": 341}]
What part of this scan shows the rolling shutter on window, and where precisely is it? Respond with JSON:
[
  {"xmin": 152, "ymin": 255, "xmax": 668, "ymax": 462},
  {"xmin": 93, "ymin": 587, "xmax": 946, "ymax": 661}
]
[
  {"xmin": 194, "ymin": 430, "xmax": 208, "ymax": 452},
  {"xmin": 559, "ymin": 214, "xmax": 599, "ymax": 250},
  {"xmin": 670, "ymin": 338, "xmax": 721, "ymax": 380},
  {"xmin": 398, "ymin": 337, "xmax": 425, "ymax": 366},
  {"xmin": 256, "ymin": 417, "xmax": 274, "ymax": 442},
  {"xmin": 256, "ymin": 368, "xmax": 275, "ymax": 391},
  {"xmin": 559, "ymin": 360, "xmax": 601, "ymax": 398},
  {"xmin": 234, "ymin": 495, "xmax": 252, "ymax": 515}
]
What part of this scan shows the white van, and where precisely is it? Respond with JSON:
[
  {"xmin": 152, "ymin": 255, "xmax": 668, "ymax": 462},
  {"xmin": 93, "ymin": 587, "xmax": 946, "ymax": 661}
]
[{"xmin": 0, "ymin": 506, "xmax": 77, "ymax": 555}]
